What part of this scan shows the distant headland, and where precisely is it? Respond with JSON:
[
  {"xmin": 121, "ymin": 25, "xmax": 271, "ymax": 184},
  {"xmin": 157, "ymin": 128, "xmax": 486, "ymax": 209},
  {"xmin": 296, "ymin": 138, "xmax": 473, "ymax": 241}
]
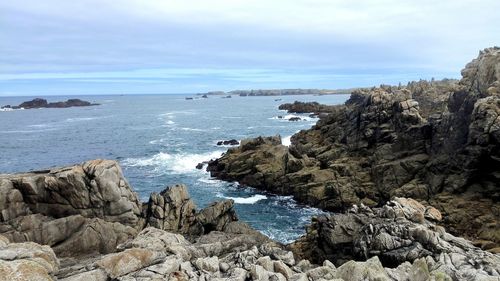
[{"xmin": 197, "ymin": 88, "xmax": 360, "ymax": 97}]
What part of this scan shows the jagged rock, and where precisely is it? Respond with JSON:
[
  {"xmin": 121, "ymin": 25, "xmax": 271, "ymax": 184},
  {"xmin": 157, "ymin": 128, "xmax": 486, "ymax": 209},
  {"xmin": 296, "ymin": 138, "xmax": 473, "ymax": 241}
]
[
  {"xmin": 217, "ymin": 139, "xmax": 240, "ymax": 146},
  {"xmin": 290, "ymin": 198, "xmax": 500, "ymax": 280},
  {"xmin": 208, "ymin": 48, "xmax": 500, "ymax": 249},
  {"xmin": 145, "ymin": 184, "xmax": 202, "ymax": 235},
  {"xmin": 0, "ymin": 160, "xmax": 142, "ymax": 257},
  {"xmin": 196, "ymin": 200, "xmax": 237, "ymax": 232},
  {"xmin": 279, "ymin": 101, "xmax": 337, "ymax": 115},
  {"xmin": 15, "ymin": 98, "xmax": 98, "ymax": 109}
]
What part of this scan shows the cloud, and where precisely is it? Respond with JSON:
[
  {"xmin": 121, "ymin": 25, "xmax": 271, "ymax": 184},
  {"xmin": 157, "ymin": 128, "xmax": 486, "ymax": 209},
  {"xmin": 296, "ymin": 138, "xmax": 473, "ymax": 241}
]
[{"xmin": 0, "ymin": 0, "xmax": 498, "ymax": 95}]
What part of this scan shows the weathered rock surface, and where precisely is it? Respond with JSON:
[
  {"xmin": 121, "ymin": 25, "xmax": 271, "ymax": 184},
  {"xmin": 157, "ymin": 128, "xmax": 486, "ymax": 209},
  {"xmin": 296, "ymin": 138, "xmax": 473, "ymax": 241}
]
[
  {"xmin": 208, "ymin": 47, "xmax": 500, "ymax": 248},
  {"xmin": 290, "ymin": 198, "xmax": 500, "ymax": 281},
  {"xmin": 1, "ymin": 159, "xmax": 499, "ymax": 280},
  {"xmin": 0, "ymin": 160, "xmax": 243, "ymax": 257},
  {"xmin": 0, "ymin": 160, "xmax": 142, "ymax": 257}
]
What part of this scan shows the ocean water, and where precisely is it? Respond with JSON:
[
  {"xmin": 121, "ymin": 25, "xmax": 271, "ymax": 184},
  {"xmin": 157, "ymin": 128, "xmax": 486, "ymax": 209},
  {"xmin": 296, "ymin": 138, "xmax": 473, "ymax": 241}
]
[{"xmin": 0, "ymin": 94, "xmax": 349, "ymax": 243}]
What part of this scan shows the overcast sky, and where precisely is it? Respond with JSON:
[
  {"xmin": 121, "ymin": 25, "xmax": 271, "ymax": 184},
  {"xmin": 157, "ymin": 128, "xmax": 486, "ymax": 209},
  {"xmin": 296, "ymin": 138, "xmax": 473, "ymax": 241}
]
[{"xmin": 0, "ymin": 0, "xmax": 499, "ymax": 96}]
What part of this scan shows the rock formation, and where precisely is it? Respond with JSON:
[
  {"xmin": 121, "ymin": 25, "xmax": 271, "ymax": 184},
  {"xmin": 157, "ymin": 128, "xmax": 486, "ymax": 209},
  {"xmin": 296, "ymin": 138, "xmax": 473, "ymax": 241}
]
[
  {"xmin": 0, "ymin": 160, "xmax": 246, "ymax": 258},
  {"xmin": 1, "ymin": 158, "xmax": 499, "ymax": 280},
  {"xmin": 217, "ymin": 139, "xmax": 240, "ymax": 146},
  {"xmin": 279, "ymin": 101, "xmax": 337, "ymax": 116},
  {"xmin": 1, "ymin": 195, "xmax": 499, "ymax": 280},
  {"xmin": 2, "ymin": 98, "xmax": 99, "ymax": 109},
  {"xmin": 207, "ymin": 47, "xmax": 500, "ymax": 250}
]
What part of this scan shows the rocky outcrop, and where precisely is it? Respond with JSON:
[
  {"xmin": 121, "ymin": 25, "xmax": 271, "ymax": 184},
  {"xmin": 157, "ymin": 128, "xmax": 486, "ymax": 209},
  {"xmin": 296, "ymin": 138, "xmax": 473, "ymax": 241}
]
[
  {"xmin": 0, "ymin": 160, "xmax": 142, "ymax": 257},
  {"xmin": 279, "ymin": 101, "xmax": 337, "ymax": 116},
  {"xmin": 217, "ymin": 139, "xmax": 239, "ymax": 146},
  {"xmin": 207, "ymin": 47, "xmax": 500, "ymax": 248},
  {"xmin": 0, "ymin": 160, "xmax": 243, "ymax": 257},
  {"xmin": 1, "ymin": 159, "xmax": 499, "ymax": 280},
  {"xmin": 290, "ymin": 198, "xmax": 500, "ymax": 280},
  {"xmin": 145, "ymin": 184, "xmax": 240, "ymax": 237},
  {"xmin": 5, "ymin": 210, "xmax": 500, "ymax": 280},
  {"xmin": 5, "ymin": 98, "xmax": 99, "ymax": 109}
]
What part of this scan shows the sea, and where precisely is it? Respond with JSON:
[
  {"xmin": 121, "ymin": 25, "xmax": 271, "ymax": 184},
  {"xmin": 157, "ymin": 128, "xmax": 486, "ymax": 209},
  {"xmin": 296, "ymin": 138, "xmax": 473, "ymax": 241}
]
[{"xmin": 0, "ymin": 93, "xmax": 349, "ymax": 243}]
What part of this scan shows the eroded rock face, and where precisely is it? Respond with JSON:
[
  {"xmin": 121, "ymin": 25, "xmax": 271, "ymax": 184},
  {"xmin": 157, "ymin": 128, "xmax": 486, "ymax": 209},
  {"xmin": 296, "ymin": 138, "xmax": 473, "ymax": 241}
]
[
  {"xmin": 207, "ymin": 47, "xmax": 500, "ymax": 247},
  {"xmin": 1, "ymin": 159, "xmax": 499, "ymax": 280},
  {"xmin": 0, "ymin": 160, "xmax": 143, "ymax": 257},
  {"xmin": 289, "ymin": 199, "xmax": 500, "ymax": 280},
  {"xmin": 0, "ymin": 161, "xmax": 244, "ymax": 258}
]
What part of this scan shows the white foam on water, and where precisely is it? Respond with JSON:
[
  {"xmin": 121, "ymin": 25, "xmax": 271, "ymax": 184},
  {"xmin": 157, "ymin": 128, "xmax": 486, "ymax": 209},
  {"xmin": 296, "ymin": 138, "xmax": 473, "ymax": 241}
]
[
  {"xmin": 28, "ymin": 123, "xmax": 52, "ymax": 128},
  {"xmin": 217, "ymin": 194, "xmax": 268, "ymax": 204},
  {"xmin": 282, "ymin": 135, "xmax": 292, "ymax": 146},
  {"xmin": 122, "ymin": 150, "xmax": 224, "ymax": 174},
  {"xmin": 180, "ymin": 127, "xmax": 206, "ymax": 132},
  {"xmin": 65, "ymin": 117, "xmax": 98, "ymax": 122},
  {"xmin": 270, "ymin": 114, "xmax": 316, "ymax": 122},
  {"xmin": 197, "ymin": 177, "xmax": 224, "ymax": 186}
]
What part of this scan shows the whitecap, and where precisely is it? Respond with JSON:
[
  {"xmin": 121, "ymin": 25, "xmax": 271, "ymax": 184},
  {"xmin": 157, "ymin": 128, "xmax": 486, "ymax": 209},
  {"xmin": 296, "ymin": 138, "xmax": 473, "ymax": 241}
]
[
  {"xmin": 122, "ymin": 150, "xmax": 224, "ymax": 174},
  {"xmin": 197, "ymin": 177, "xmax": 224, "ymax": 186},
  {"xmin": 282, "ymin": 135, "xmax": 292, "ymax": 146},
  {"xmin": 28, "ymin": 124, "xmax": 51, "ymax": 128},
  {"xmin": 270, "ymin": 114, "xmax": 316, "ymax": 122},
  {"xmin": 217, "ymin": 194, "xmax": 267, "ymax": 204},
  {"xmin": 180, "ymin": 127, "xmax": 206, "ymax": 132},
  {"xmin": 65, "ymin": 117, "xmax": 98, "ymax": 122}
]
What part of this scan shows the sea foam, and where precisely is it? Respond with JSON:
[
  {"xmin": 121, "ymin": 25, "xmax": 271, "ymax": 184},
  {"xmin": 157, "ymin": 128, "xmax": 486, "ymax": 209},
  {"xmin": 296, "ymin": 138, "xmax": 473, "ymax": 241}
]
[
  {"xmin": 218, "ymin": 194, "xmax": 267, "ymax": 204},
  {"xmin": 122, "ymin": 150, "xmax": 224, "ymax": 174}
]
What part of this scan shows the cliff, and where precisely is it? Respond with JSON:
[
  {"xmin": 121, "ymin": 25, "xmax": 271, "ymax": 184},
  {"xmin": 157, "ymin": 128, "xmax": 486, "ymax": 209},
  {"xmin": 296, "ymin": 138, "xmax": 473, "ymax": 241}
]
[{"xmin": 207, "ymin": 47, "xmax": 500, "ymax": 252}]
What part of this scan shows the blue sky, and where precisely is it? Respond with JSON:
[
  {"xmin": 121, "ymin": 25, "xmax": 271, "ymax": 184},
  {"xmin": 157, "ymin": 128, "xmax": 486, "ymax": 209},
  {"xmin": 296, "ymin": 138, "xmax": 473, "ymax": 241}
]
[{"xmin": 1, "ymin": 0, "xmax": 499, "ymax": 96}]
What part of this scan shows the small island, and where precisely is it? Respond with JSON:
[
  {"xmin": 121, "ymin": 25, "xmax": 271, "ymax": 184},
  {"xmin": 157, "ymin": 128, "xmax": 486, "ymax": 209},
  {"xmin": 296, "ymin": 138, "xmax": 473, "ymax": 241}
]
[{"xmin": 1, "ymin": 98, "xmax": 99, "ymax": 110}]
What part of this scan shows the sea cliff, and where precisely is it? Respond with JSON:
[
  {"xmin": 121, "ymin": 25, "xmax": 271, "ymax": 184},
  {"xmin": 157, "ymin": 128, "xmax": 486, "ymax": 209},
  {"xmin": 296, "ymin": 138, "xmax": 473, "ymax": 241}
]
[{"xmin": 207, "ymin": 47, "xmax": 500, "ymax": 256}]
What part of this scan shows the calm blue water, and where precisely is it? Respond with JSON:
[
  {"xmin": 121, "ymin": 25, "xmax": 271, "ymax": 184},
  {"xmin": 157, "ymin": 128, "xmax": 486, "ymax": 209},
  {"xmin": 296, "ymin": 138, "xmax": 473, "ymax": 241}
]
[{"xmin": 0, "ymin": 94, "xmax": 349, "ymax": 242}]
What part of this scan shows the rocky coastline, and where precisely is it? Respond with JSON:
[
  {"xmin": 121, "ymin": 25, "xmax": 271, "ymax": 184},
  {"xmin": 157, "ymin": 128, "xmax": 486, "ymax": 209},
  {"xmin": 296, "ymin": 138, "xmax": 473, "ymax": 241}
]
[
  {"xmin": 207, "ymin": 48, "xmax": 500, "ymax": 258},
  {"xmin": 1, "ymin": 159, "xmax": 499, "ymax": 280},
  {"xmin": 1, "ymin": 47, "xmax": 499, "ymax": 280}
]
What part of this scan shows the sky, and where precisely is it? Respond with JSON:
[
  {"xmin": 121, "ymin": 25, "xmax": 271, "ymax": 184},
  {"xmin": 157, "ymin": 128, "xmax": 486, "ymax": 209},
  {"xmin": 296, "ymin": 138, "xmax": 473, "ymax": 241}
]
[{"xmin": 0, "ymin": 0, "xmax": 499, "ymax": 96}]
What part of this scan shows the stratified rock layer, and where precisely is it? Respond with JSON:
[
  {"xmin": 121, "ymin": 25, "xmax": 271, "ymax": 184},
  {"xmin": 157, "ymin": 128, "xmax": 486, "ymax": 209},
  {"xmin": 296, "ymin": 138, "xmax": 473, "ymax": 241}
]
[{"xmin": 208, "ymin": 47, "xmax": 500, "ymax": 247}]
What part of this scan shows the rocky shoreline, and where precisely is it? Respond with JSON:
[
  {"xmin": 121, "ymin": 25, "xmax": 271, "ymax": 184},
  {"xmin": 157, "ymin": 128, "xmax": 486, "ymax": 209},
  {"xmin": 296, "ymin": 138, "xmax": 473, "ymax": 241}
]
[
  {"xmin": 1, "ymin": 47, "xmax": 499, "ymax": 280},
  {"xmin": 207, "ymin": 48, "xmax": 500, "ymax": 257},
  {"xmin": 1, "ymin": 159, "xmax": 499, "ymax": 280}
]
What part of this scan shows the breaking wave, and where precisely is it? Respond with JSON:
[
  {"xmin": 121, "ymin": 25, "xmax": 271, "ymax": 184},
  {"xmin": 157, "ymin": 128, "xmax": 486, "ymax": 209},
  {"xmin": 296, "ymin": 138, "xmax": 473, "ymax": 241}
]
[{"xmin": 122, "ymin": 150, "xmax": 224, "ymax": 174}]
